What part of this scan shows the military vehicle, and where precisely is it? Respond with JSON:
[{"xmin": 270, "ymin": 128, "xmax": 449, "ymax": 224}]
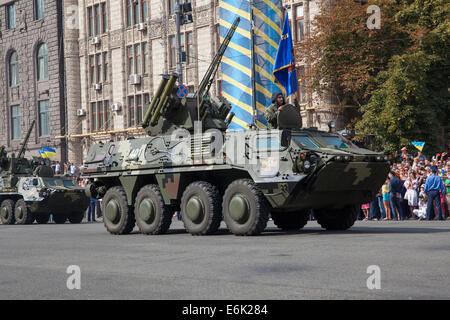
[
  {"xmin": 82, "ymin": 17, "xmax": 390, "ymax": 236},
  {"xmin": 0, "ymin": 120, "xmax": 90, "ymax": 225}
]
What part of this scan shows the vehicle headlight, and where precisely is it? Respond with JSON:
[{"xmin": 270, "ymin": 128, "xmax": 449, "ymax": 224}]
[{"xmin": 304, "ymin": 161, "xmax": 311, "ymax": 170}]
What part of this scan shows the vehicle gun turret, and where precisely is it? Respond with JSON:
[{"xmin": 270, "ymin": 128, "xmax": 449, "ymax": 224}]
[{"xmin": 141, "ymin": 17, "xmax": 240, "ymax": 136}]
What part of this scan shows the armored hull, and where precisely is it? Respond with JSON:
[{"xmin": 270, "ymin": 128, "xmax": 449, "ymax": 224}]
[{"xmin": 83, "ymin": 127, "xmax": 389, "ymax": 236}]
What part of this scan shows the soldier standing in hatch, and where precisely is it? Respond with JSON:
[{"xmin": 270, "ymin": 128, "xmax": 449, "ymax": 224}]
[{"xmin": 264, "ymin": 92, "xmax": 302, "ymax": 129}]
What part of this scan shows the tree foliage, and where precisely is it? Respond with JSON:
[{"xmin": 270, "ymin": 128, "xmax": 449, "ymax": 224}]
[{"xmin": 298, "ymin": 0, "xmax": 449, "ymax": 153}]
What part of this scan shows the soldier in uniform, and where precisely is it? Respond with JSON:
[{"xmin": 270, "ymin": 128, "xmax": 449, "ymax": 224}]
[{"xmin": 264, "ymin": 92, "xmax": 302, "ymax": 129}]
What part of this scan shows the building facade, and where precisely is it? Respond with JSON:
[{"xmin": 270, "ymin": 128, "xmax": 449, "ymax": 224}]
[
  {"xmin": 66, "ymin": 0, "xmax": 346, "ymax": 164},
  {"xmin": 0, "ymin": 0, "xmax": 66, "ymax": 161}
]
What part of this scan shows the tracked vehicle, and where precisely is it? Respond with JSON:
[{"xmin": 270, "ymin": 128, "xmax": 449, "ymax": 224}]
[
  {"xmin": 0, "ymin": 121, "xmax": 90, "ymax": 225},
  {"xmin": 83, "ymin": 18, "xmax": 389, "ymax": 236}
]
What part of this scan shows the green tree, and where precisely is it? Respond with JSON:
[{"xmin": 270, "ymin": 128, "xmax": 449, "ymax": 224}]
[
  {"xmin": 357, "ymin": 0, "xmax": 449, "ymax": 153},
  {"xmin": 298, "ymin": 0, "xmax": 449, "ymax": 153}
]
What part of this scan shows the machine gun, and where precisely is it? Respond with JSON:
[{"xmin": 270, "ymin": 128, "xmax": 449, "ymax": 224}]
[{"xmin": 140, "ymin": 17, "xmax": 239, "ymax": 136}]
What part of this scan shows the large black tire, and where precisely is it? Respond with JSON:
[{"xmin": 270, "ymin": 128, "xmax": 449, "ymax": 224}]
[
  {"xmin": 14, "ymin": 199, "xmax": 34, "ymax": 225},
  {"xmin": 315, "ymin": 205, "xmax": 358, "ymax": 230},
  {"xmin": 134, "ymin": 184, "xmax": 172, "ymax": 235},
  {"xmin": 102, "ymin": 186, "xmax": 135, "ymax": 235},
  {"xmin": 181, "ymin": 181, "xmax": 222, "ymax": 235},
  {"xmin": 222, "ymin": 179, "xmax": 270, "ymax": 236},
  {"xmin": 0, "ymin": 199, "xmax": 15, "ymax": 225},
  {"xmin": 271, "ymin": 211, "xmax": 309, "ymax": 231},
  {"xmin": 35, "ymin": 213, "xmax": 50, "ymax": 224},
  {"xmin": 53, "ymin": 213, "xmax": 67, "ymax": 224},
  {"xmin": 68, "ymin": 212, "xmax": 84, "ymax": 224}
]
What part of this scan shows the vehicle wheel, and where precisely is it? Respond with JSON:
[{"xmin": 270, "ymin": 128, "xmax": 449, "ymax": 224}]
[
  {"xmin": 68, "ymin": 212, "xmax": 84, "ymax": 224},
  {"xmin": 134, "ymin": 184, "xmax": 172, "ymax": 235},
  {"xmin": 181, "ymin": 181, "xmax": 222, "ymax": 235},
  {"xmin": 222, "ymin": 179, "xmax": 270, "ymax": 236},
  {"xmin": 0, "ymin": 199, "xmax": 15, "ymax": 225},
  {"xmin": 53, "ymin": 214, "xmax": 68, "ymax": 224},
  {"xmin": 103, "ymin": 186, "xmax": 135, "ymax": 235},
  {"xmin": 35, "ymin": 213, "xmax": 50, "ymax": 224},
  {"xmin": 14, "ymin": 199, "xmax": 34, "ymax": 225},
  {"xmin": 315, "ymin": 205, "xmax": 358, "ymax": 230},
  {"xmin": 271, "ymin": 211, "xmax": 309, "ymax": 231}
]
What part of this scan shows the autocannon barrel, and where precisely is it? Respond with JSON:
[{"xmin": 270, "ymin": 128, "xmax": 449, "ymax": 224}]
[
  {"xmin": 150, "ymin": 73, "xmax": 178, "ymax": 126},
  {"xmin": 18, "ymin": 120, "xmax": 36, "ymax": 159},
  {"xmin": 142, "ymin": 75, "xmax": 170, "ymax": 128}
]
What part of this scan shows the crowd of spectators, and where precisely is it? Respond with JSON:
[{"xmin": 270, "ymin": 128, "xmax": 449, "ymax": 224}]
[{"xmin": 360, "ymin": 148, "xmax": 450, "ymax": 221}]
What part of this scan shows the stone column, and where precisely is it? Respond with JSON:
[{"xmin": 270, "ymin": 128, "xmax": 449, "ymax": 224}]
[{"xmin": 63, "ymin": 0, "xmax": 83, "ymax": 165}]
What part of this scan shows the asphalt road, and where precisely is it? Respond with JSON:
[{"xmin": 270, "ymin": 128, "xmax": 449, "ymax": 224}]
[{"xmin": 0, "ymin": 219, "xmax": 449, "ymax": 300}]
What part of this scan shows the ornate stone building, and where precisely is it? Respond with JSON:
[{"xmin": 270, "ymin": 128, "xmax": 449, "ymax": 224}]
[
  {"xmin": 0, "ymin": 0, "xmax": 67, "ymax": 161},
  {"xmin": 65, "ymin": 0, "xmax": 347, "ymax": 164}
]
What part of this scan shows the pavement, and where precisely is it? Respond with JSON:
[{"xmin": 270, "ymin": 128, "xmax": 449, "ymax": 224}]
[{"xmin": 0, "ymin": 219, "xmax": 449, "ymax": 300}]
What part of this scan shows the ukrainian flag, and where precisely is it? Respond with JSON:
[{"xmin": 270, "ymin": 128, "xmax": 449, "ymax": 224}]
[
  {"xmin": 411, "ymin": 142, "xmax": 425, "ymax": 152},
  {"xmin": 39, "ymin": 147, "xmax": 56, "ymax": 158},
  {"xmin": 273, "ymin": 13, "xmax": 298, "ymax": 98},
  {"xmin": 219, "ymin": 0, "xmax": 283, "ymax": 130}
]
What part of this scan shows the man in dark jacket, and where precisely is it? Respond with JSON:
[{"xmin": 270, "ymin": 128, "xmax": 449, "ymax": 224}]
[
  {"xmin": 264, "ymin": 92, "xmax": 302, "ymax": 129},
  {"xmin": 389, "ymin": 171, "xmax": 404, "ymax": 220}
]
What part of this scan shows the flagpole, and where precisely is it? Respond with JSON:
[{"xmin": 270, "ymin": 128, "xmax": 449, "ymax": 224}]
[{"xmin": 250, "ymin": 0, "xmax": 257, "ymax": 128}]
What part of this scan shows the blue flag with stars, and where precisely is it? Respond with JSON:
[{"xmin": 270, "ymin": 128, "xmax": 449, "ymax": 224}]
[{"xmin": 273, "ymin": 13, "xmax": 298, "ymax": 98}]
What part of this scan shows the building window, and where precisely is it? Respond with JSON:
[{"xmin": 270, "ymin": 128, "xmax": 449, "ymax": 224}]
[
  {"xmin": 91, "ymin": 101, "xmax": 110, "ymax": 132},
  {"xmin": 186, "ymin": 32, "xmax": 194, "ymax": 64},
  {"xmin": 104, "ymin": 101, "xmax": 111, "ymax": 130},
  {"xmin": 102, "ymin": 2, "xmax": 108, "ymax": 33},
  {"xmin": 89, "ymin": 52, "xmax": 109, "ymax": 84},
  {"xmin": 128, "ymin": 94, "xmax": 148, "ymax": 127},
  {"xmin": 88, "ymin": 7, "xmax": 94, "ymax": 36},
  {"xmin": 37, "ymin": 43, "xmax": 49, "ymax": 81},
  {"xmin": 297, "ymin": 66, "xmax": 306, "ymax": 103},
  {"xmin": 169, "ymin": 0, "xmax": 178, "ymax": 15},
  {"xmin": 295, "ymin": 5, "xmax": 304, "ymax": 42},
  {"xmin": 127, "ymin": 43, "xmax": 148, "ymax": 75},
  {"xmin": 91, "ymin": 102, "xmax": 98, "ymax": 132},
  {"xmin": 143, "ymin": 42, "xmax": 149, "ymax": 74},
  {"xmin": 126, "ymin": 0, "xmax": 147, "ymax": 26},
  {"xmin": 169, "ymin": 36, "xmax": 176, "ymax": 68},
  {"xmin": 38, "ymin": 100, "xmax": 50, "ymax": 137},
  {"xmin": 11, "ymin": 105, "xmax": 21, "ymax": 140},
  {"xmin": 128, "ymin": 96, "xmax": 135, "ymax": 127},
  {"xmin": 103, "ymin": 52, "xmax": 109, "ymax": 81},
  {"xmin": 7, "ymin": 3, "xmax": 16, "ymax": 29},
  {"xmin": 9, "ymin": 51, "xmax": 19, "ymax": 87},
  {"xmin": 89, "ymin": 55, "xmax": 95, "ymax": 84},
  {"xmin": 142, "ymin": 0, "xmax": 148, "ymax": 21},
  {"xmin": 95, "ymin": 4, "xmax": 101, "ymax": 35},
  {"xmin": 127, "ymin": 46, "xmax": 134, "ymax": 75},
  {"xmin": 35, "ymin": 0, "xmax": 45, "ymax": 20},
  {"xmin": 88, "ymin": 3, "xmax": 108, "ymax": 36}
]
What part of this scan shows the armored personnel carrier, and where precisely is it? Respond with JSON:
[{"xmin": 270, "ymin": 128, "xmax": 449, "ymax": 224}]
[
  {"xmin": 83, "ymin": 18, "xmax": 389, "ymax": 236},
  {"xmin": 0, "ymin": 121, "xmax": 90, "ymax": 225}
]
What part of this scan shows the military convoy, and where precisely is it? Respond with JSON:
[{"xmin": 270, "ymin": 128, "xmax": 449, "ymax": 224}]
[
  {"xmin": 0, "ymin": 121, "xmax": 90, "ymax": 225},
  {"xmin": 82, "ymin": 18, "xmax": 390, "ymax": 236}
]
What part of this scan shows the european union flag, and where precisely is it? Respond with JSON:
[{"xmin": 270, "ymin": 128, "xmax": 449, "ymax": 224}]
[
  {"xmin": 39, "ymin": 147, "xmax": 56, "ymax": 158},
  {"xmin": 273, "ymin": 13, "xmax": 297, "ymax": 98}
]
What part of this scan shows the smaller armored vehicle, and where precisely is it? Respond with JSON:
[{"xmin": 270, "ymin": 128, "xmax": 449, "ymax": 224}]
[{"xmin": 0, "ymin": 121, "xmax": 90, "ymax": 225}]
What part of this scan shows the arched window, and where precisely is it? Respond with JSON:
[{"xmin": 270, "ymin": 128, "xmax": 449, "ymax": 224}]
[
  {"xmin": 9, "ymin": 51, "xmax": 19, "ymax": 87},
  {"xmin": 37, "ymin": 43, "xmax": 48, "ymax": 81}
]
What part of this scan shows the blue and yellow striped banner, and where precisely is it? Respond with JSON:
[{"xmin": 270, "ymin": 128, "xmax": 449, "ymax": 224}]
[{"xmin": 219, "ymin": 0, "xmax": 283, "ymax": 130}]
